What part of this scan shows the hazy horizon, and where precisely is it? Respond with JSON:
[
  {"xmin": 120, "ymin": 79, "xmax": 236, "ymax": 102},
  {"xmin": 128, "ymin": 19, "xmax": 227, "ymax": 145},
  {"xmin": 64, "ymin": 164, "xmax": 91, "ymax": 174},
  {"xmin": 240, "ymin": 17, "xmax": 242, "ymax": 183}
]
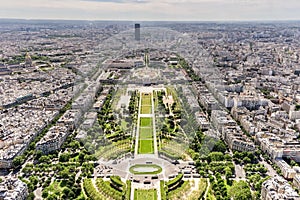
[{"xmin": 1, "ymin": 0, "xmax": 300, "ymax": 21}]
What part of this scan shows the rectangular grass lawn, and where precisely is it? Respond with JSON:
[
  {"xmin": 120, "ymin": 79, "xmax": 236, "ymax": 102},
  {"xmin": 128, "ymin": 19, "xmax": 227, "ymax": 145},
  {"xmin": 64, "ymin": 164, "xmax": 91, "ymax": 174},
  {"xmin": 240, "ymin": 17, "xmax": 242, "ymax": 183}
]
[
  {"xmin": 134, "ymin": 189, "xmax": 157, "ymax": 200},
  {"xmin": 140, "ymin": 117, "xmax": 152, "ymax": 127},
  {"xmin": 139, "ymin": 127, "xmax": 153, "ymax": 139},
  {"xmin": 141, "ymin": 94, "xmax": 152, "ymax": 106},
  {"xmin": 138, "ymin": 140, "xmax": 154, "ymax": 154},
  {"xmin": 141, "ymin": 106, "xmax": 152, "ymax": 114}
]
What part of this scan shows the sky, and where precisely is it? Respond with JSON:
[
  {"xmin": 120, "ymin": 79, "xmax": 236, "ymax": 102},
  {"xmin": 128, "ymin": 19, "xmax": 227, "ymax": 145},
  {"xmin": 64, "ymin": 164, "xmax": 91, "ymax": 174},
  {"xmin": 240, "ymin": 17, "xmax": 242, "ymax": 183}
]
[{"xmin": 0, "ymin": 0, "xmax": 300, "ymax": 21}]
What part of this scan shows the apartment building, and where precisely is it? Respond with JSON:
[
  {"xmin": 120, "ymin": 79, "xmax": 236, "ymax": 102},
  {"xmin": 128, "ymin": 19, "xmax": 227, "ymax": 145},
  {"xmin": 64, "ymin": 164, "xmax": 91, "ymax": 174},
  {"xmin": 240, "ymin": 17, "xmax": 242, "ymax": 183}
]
[
  {"xmin": 36, "ymin": 126, "xmax": 69, "ymax": 154},
  {"xmin": 261, "ymin": 175, "xmax": 300, "ymax": 200},
  {"xmin": 0, "ymin": 176, "xmax": 28, "ymax": 200}
]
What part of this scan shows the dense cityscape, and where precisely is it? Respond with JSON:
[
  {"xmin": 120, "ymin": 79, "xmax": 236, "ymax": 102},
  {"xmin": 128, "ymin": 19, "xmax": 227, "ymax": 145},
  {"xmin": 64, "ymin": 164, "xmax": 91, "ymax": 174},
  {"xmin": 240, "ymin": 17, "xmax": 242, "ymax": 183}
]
[{"xmin": 0, "ymin": 20, "xmax": 300, "ymax": 200}]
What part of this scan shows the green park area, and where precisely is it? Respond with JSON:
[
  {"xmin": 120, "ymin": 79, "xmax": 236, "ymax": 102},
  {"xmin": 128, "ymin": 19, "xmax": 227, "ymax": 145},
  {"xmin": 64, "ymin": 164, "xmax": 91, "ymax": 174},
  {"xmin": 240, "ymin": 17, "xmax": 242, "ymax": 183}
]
[
  {"xmin": 140, "ymin": 117, "xmax": 152, "ymax": 127},
  {"xmin": 140, "ymin": 93, "xmax": 152, "ymax": 114},
  {"xmin": 134, "ymin": 189, "xmax": 157, "ymax": 200},
  {"xmin": 138, "ymin": 117, "xmax": 154, "ymax": 154},
  {"xmin": 141, "ymin": 93, "xmax": 152, "ymax": 106},
  {"xmin": 139, "ymin": 127, "xmax": 153, "ymax": 139},
  {"xmin": 141, "ymin": 105, "xmax": 152, "ymax": 114},
  {"xmin": 138, "ymin": 140, "xmax": 154, "ymax": 154}
]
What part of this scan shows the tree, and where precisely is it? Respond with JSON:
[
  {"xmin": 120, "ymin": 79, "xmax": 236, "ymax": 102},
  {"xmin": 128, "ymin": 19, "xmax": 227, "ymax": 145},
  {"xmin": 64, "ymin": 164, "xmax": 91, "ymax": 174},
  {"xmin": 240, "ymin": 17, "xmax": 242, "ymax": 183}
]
[
  {"xmin": 13, "ymin": 156, "xmax": 24, "ymax": 167},
  {"xmin": 62, "ymin": 187, "xmax": 75, "ymax": 198},
  {"xmin": 224, "ymin": 154, "xmax": 232, "ymax": 161},
  {"xmin": 291, "ymin": 160, "xmax": 298, "ymax": 167},
  {"xmin": 243, "ymin": 157, "xmax": 251, "ymax": 164},
  {"xmin": 39, "ymin": 155, "xmax": 50, "ymax": 164},
  {"xmin": 27, "ymin": 192, "xmax": 35, "ymax": 200},
  {"xmin": 69, "ymin": 140, "xmax": 80, "ymax": 150},
  {"xmin": 225, "ymin": 167, "xmax": 233, "ymax": 179},
  {"xmin": 59, "ymin": 153, "xmax": 70, "ymax": 162},
  {"xmin": 42, "ymin": 190, "xmax": 49, "ymax": 198},
  {"xmin": 29, "ymin": 176, "xmax": 39, "ymax": 186},
  {"xmin": 59, "ymin": 169, "xmax": 70, "ymax": 179},
  {"xmin": 212, "ymin": 140, "xmax": 227, "ymax": 153},
  {"xmin": 35, "ymin": 150, "xmax": 43, "ymax": 159},
  {"xmin": 47, "ymin": 194, "xmax": 58, "ymax": 200},
  {"xmin": 208, "ymin": 152, "xmax": 224, "ymax": 162},
  {"xmin": 78, "ymin": 152, "xmax": 85, "ymax": 163},
  {"xmin": 229, "ymin": 181, "xmax": 252, "ymax": 200}
]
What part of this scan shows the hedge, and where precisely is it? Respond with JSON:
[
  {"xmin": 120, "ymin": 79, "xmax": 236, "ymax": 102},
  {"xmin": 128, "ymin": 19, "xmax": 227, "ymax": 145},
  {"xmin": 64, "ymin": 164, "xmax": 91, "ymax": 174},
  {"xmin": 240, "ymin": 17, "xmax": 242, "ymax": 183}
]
[{"xmin": 166, "ymin": 173, "xmax": 183, "ymax": 190}]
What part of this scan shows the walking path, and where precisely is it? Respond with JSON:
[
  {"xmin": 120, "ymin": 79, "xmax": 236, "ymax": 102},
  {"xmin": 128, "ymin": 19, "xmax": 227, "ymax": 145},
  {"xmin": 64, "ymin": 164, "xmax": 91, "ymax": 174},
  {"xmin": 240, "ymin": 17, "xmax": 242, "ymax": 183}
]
[
  {"xmin": 204, "ymin": 178, "xmax": 210, "ymax": 200},
  {"xmin": 151, "ymin": 90, "xmax": 158, "ymax": 157},
  {"xmin": 134, "ymin": 90, "xmax": 142, "ymax": 156}
]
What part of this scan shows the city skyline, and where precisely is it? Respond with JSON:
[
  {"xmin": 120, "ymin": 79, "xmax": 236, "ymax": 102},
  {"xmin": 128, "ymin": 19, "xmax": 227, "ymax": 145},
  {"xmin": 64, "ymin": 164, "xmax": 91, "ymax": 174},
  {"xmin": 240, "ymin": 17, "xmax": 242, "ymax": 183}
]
[{"xmin": 1, "ymin": 0, "xmax": 300, "ymax": 21}]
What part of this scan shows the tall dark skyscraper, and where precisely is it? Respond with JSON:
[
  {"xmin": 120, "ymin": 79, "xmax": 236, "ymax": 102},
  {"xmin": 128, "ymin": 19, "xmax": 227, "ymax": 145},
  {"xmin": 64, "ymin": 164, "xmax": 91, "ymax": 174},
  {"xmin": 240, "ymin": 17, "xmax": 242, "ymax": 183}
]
[{"xmin": 135, "ymin": 23, "xmax": 140, "ymax": 41}]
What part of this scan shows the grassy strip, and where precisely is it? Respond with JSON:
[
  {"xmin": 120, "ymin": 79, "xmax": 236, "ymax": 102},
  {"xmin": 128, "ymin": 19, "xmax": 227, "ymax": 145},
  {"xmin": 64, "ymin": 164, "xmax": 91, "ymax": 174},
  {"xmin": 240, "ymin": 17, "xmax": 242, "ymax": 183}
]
[
  {"xmin": 110, "ymin": 176, "xmax": 125, "ymax": 190},
  {"xmin": 83, "ymin": 178, "xmax": 105, "ymax": 200},
  {"xmin": 95, "ymin": 178, "xmax": 123, "ymax": 200},
  {"xmin": 141, "ymin": 94, "xmax": 152, "ymax": 106},
  {"xmin": 126, "ymin": 180, "xmax": 131, "ymax": 200},
  {"xmin": 134, "ymin": 189, "xmax": 157, "ymax": 200},
  {"xmin": 160, "ymin": 180, "xmax": 167, "ymax": 200},
  {"xmin": 167, "ymin": 181, "xmax": 190, "ymax": 200},
  {"xmin": 141, "ymin": 106, "xmax": 152, "ymax": 114},
  {"xmin": 139, "ymin": 127, "xmax": 153, "ymax": 139},
  {"xmin": 187, "ymin": 179, "xmax": 207, "ymax": 200},
  {"xmin": 166, "ymin": 173, "xmax": 183, "ymax": 190},
  {"xmin": 138, "ymin": 140, "xmax": 154, "ymax": 154},
  {"xmin": 140, "ymin": 117, "xmax": 152, "ymax": 127}
]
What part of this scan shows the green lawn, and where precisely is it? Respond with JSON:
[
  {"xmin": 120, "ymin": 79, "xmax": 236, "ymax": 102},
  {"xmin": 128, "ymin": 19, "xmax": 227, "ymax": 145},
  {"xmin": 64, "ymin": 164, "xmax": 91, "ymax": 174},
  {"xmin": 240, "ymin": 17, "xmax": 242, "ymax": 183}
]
[
  {"xmin": 141, "ymin": 94, "xmax": 152, "ymax": 106},
  {"xmin": 129, "ymin": 164, "xmax": 162, "ymax": 175},
  {"xmin": 139, "ymin": 127, "xmax": 153, "ymax": 139},
  {"xmin": 141, "ymin": 106, "xmax": 152, "ymax": 114},
  {"xmin": 140, "ymin": 117, "xmax": 152, "ymax": 127},
  {"xmin": 43, "ymin": 180, "xmax": 66, "ymax": 199},
  {"xmin": 121, "ymin": 119, "xmax": 128, "ymax": 131},
  {"xmin": 138, "ymin": 140, "xmax": 154, "ymax": 154},
  {"xmin": 138, "ymin": 94, "xmax": 154, "ymax": 154},
  {"xmin": 134, "ymin": 189, "xmax": 157, "ymax": 200}
]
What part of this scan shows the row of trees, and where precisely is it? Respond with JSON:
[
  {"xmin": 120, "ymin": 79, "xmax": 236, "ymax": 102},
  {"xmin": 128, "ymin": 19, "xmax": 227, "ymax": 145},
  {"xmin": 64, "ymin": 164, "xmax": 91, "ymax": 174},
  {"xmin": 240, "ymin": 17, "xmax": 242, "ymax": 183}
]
[
  {"xmin": 211, "ymin": 173, "xmax": 229, "ymax": 199},
  {"xmin": 178, "ymin": 57, "xmax": 201, "ymax": 82},
  {"xmin": 233, "ymin": 151, "xmax": 259, "ymax": 165},
  {"xmin": 97, "ymin": 88, "xmax": 128, "ymax": 141},
  {"xmin": 128, "ymin": 90, "xmax": 139, "ymax": 116}
]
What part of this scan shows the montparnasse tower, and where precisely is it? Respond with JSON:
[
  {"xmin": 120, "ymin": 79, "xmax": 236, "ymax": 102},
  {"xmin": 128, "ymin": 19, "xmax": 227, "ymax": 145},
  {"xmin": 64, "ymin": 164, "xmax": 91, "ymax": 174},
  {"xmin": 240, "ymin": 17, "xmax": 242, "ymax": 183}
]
[{"xmin": 135, "ymin": 23, "xmax": 140, "ymax": 41}]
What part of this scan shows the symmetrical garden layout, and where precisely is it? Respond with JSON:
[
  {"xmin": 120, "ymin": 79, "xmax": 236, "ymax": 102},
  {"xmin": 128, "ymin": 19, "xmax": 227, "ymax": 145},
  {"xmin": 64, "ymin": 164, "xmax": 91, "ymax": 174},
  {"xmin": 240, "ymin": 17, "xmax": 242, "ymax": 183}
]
[
  {"xmin": 83, "ymin": 86, "xmax": 204, "ymax": 200},
  {"xmin": 135, "ymin": 90, "xmax": 158, "ymax": 156}
]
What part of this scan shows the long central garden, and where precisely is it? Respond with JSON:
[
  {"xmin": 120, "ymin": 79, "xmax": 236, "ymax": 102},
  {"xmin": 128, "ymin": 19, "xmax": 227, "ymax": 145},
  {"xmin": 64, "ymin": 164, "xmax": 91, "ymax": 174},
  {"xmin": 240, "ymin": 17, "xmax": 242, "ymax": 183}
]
[
  {"xmin": 138, "ymin": 117, "xmax": 154, "ymax": 154},
  {"xmin": 138, "ymin": 93, "xmax": 155, "ymax": 154}
]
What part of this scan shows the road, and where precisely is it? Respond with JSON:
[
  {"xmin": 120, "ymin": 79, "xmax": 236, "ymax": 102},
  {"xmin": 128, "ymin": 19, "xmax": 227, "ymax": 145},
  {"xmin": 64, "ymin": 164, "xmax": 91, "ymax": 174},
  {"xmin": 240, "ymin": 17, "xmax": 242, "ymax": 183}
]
[
  {"xmin": 260, "ymin": 157, "xmax": 278, "ymax": 177},
  {"xmin": 234, "ymin": 164, "xmax": 246, "ymax": 180}
]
